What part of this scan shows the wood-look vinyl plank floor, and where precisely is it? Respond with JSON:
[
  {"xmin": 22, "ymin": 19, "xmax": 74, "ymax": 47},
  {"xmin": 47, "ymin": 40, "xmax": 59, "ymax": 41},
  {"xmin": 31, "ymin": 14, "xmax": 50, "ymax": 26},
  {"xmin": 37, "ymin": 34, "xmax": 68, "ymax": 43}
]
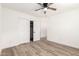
[{"xmin": 1, "ymin": 39, "xmax": 79, "ymax": 56}]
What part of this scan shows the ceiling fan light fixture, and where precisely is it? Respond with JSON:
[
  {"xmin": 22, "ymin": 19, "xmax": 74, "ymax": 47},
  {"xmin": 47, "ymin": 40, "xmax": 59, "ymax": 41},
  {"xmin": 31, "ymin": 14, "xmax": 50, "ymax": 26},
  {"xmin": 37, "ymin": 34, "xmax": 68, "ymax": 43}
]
[
  {"xmin": 35, "ymin": 3, "xmax": 56, "ymax": 14},
  {"xmin": 43, "ymin": 8, "xmax": 47, "ymax": 14},
  {"xmin": 44, "ymin": 8, "xmax": 47, "ymax": 11}
]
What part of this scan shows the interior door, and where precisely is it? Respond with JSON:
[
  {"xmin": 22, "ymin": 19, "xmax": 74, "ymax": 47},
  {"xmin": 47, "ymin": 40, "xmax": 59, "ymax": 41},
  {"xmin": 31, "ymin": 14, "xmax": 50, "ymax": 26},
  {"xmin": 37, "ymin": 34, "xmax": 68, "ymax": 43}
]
[
  {"xmin": 30, "ymin": 21, "xmax": 33, "ymax": 42},
  {"xmin": 34, "ymin": 21, "xmax": 40, "ymax": 41}
]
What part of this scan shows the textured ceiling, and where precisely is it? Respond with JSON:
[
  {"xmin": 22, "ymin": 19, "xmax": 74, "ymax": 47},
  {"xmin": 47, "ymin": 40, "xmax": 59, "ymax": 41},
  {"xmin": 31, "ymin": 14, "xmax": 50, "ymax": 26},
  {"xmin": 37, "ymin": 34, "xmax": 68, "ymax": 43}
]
[{"xmin": 1, "ymin": 3, "xmax": 79, "ymax": 17}]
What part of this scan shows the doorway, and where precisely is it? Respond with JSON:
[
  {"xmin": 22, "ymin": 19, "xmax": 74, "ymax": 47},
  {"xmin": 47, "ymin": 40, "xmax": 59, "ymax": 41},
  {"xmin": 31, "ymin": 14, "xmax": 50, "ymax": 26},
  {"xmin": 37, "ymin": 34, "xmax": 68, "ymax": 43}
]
[{"xmin": 30, "ymin": 21, "xmax": 33, "ymax": 42}]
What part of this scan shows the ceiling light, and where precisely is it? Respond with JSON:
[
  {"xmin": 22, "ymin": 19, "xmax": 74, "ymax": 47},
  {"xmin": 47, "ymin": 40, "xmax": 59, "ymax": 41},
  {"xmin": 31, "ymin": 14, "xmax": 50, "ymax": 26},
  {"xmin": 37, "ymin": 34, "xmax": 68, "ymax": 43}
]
[
  {"xmin": 44, "ymin": 8, "xmax": 47, "ymax": 11},
  {"xmin": 44, "ymin": 8, "xmax": 47, "ymax": 14}
]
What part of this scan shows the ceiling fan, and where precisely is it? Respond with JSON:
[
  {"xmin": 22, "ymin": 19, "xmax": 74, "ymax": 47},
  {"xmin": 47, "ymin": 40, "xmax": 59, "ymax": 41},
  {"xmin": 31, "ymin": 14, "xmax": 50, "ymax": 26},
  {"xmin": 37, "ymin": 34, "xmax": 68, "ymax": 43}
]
[{"xmin": 35, "ymin": 3, "xmax": 56, "ymax": 14}]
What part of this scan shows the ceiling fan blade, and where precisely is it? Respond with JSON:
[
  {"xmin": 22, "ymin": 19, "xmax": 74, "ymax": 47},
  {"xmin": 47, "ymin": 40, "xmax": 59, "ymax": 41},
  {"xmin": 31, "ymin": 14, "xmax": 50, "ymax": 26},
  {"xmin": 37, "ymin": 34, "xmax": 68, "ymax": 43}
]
[
  {"xmin": 48, "ymin": 3, "xmax": 54, "ymax": 6},
  {"xmin": 48, "ymin": 7, "xmax": 56, "ymax": 11},
  {"xmin": 35, "ymin": 8, "xmax": 44, "ymax": 11},
  {"xmin": 37, "ymin": 3, "xmax": 43, "ymax": 7}
]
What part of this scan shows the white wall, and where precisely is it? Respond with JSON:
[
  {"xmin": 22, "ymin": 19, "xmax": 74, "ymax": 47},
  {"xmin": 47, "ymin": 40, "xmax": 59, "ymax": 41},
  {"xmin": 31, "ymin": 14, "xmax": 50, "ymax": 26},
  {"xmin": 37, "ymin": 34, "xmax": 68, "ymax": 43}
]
[
  {"xmin": 0, "ymin": 4, "xmax": 2, "ymax": 50},
  {"xmin": 1, "ymin": 7, "xmax": 41, "ymax": 49},
  {"xmin": 47, "ymin": 8, "xmax": 79, "ymax": 48},
  {"xmin": 0, "ymin": 4, "xmax": 1, "ymax": 33},
  {"xmin": 1, "ymin": 7, "xmax": 30, "ymax": 49}
]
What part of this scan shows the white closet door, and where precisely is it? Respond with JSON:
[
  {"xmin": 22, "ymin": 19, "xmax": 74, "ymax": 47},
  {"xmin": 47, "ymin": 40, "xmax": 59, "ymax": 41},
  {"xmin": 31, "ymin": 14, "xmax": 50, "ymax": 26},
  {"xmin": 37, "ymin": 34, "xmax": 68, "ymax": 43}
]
[{"xmin": 34, "ymin": 21, "xmax": 40, "ymax": 41}]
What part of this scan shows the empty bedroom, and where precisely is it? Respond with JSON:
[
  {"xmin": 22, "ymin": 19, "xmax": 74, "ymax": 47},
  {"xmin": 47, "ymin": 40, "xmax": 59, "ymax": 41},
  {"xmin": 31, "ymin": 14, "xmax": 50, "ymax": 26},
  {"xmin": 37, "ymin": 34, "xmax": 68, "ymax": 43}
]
[{"xmin": 0, "ymin": 3, "xmax": 79, "ymax": 56}]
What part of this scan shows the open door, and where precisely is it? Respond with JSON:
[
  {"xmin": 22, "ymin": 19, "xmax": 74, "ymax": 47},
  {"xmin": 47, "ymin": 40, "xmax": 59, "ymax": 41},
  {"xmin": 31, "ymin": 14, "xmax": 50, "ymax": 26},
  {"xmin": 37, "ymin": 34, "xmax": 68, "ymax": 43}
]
[
  {"xmin": 33, "ymin": 21, "xmax": 40, "ymax": 41},
  {"xmin": 30, "ymin": 21, "xmax": 33, "ymax": 42},
  {"xmin": 30, "ymin": 20, "xmax": 40, "ymax": 42}
]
